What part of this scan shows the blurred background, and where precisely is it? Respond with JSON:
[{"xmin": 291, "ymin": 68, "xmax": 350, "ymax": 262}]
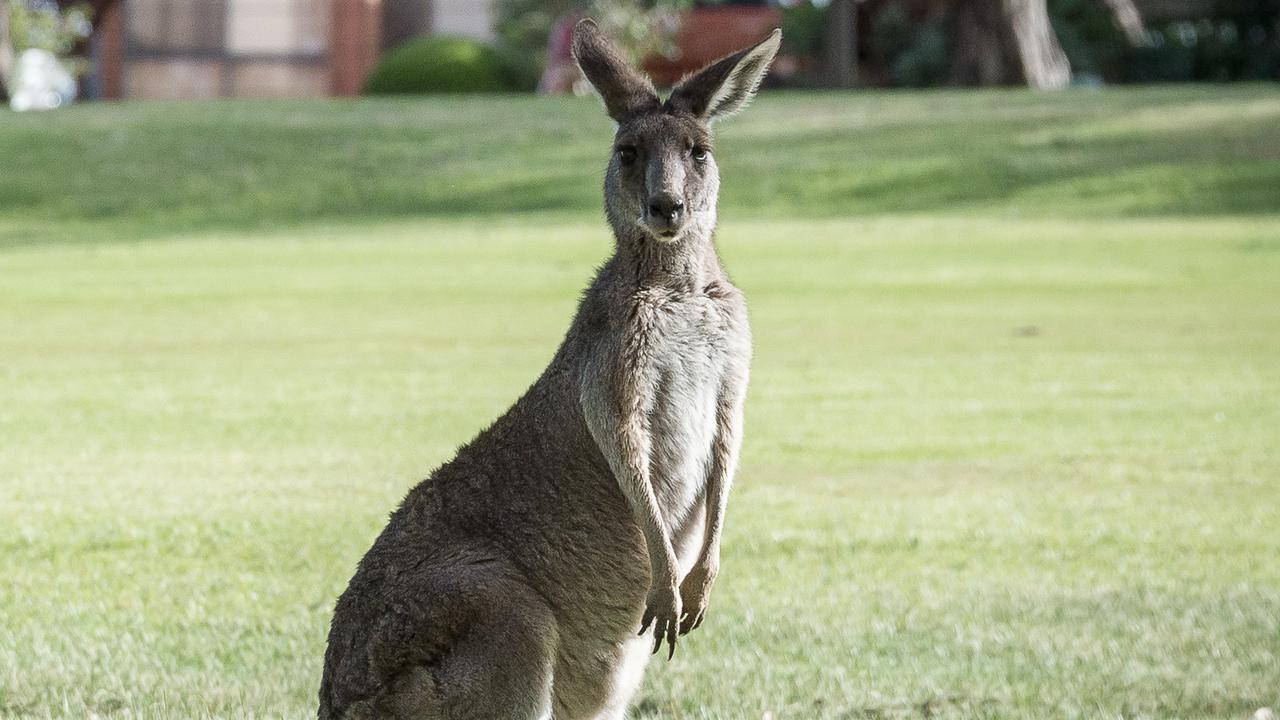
[
  {"xmin": 1, "ymin": 0, "xmax": 1278, "ymax": 105},
  {"xmin": 2, "ymin": 1, "xmax": 1279, "ymax": 719}
]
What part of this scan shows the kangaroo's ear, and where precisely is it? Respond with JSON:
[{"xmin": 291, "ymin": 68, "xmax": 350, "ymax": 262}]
[
  {"xmin": 572, "ymin": 19, "xmax": 660, "ymax": 122},
  {"xmin": 666, "ymin": 29, "xmax": 781, "ymax": 122}
]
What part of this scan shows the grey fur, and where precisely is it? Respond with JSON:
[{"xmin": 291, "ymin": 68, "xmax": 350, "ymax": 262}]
[{"xmin": 318, "ymin": 20, "xmax": 778, "ymax": 720}]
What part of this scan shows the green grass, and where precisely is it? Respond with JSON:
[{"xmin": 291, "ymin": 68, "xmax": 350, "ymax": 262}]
[
  {"xmin": 1, "ymin": 87, "xmax": 1279, "ymax": 719},
  {"xmin": 2, "ymin": 85, "xmax": 1279, "ymax": 248}
]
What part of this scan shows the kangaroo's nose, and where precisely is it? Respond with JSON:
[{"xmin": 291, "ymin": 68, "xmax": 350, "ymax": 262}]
[{"xmin": 647, "ymin": 194, "xmax": 684, "ymax": 222}]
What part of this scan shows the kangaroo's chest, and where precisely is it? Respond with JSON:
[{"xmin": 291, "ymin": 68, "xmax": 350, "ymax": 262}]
[{"xmin": 642, "ymin": 295, "xmax": 743, "ymax": 526}]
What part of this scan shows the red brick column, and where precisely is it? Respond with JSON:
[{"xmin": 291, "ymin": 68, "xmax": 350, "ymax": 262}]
[
  {"xmin": 330, "ymin": 0, "xmax": 383, "ymax": 96},
  {"xmin": 98, "ymin": 0, "xmax": 124, "ymax": 99}
]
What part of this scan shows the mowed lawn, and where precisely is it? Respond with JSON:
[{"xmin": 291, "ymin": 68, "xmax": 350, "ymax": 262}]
[{"xmin": 1, "ymin": 87, "xmax": 1279, "ymax": 719}]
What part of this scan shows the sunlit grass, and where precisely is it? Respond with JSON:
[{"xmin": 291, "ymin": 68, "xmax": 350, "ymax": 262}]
[
  {"xmin": 2, "ymin": 86, "xmax": 1279, "ymax": 249},
  {"xmin": 1, "ymin": 89, "xmax": 1279, "ymax": 718}
]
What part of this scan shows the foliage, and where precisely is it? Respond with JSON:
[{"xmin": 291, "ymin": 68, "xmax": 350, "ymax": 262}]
[
  {"xmin": 363, "ymin": 36, "xmax": 535, "ymax": 95},
  {"xmin": 3, "ymin": 0, "xmax": 91, "ymax": 75},
  {"xmin": 585, "ymin": 0, "xmax": 686, "ymax": 67},
  {"xmin": 1048, "ymin": 0, "xmax": 1131, "ymax": 80},
  {"xmin": 855, "ymin": 0, "xmax": 1279, "ymax": 86},
  {"xmin": 1128, "ymin": 10, "xmax": 1280, "ymax": 82},
  {"xmin": 1051, "ymin": 0, "xmax": 1280, "ymax": 82},
  {"xmin": 495, "ymin": 0, "xmax": 578, "ymax": 76},
  {"xmin": 494, "ymin": 0, "xmax": 687, "ymax": 80},
  {"xmin": 780, "ymin": 0, "xmax": 826, "ymax": 58},
  {"xmin": 892, "ymin": 17, "xmax": 949, "ymax": 87},
  {"xmin": 868, "ymin": 2, "xmax": 950, "ymax": 87}
]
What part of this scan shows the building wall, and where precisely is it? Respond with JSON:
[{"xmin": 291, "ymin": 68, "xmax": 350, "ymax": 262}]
[
  {"xmin": 120, "ymin": 0, "xmax": 334, "ymax": 99},
  {"xmin": 381, "ymin": 0, "xmax": 493, "ymax": 52},
  {"xmin": 431, "ymin": 0, "xmax": 492, "ymax": 41},
  {"xmin": 107, "ymin": 0, "xmax": 497, "ymax": 99}
]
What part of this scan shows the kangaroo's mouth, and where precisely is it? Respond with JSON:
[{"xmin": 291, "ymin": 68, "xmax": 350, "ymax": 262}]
[
  {"xmin": 645, "ymin": 226, "xmax": 682, "ymax": 244},
  {"xmin": 636, "ymin": 215, "xmax": 684, "ymax": 242},
  {"xmin": 643, "ymin": 217, "xmax": 685, "ymax": 240}
]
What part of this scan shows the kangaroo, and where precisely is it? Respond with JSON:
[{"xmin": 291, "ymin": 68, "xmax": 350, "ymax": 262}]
[{"xmin": 319, "ymin": 20, "xmax": 779, "ymax": 720}]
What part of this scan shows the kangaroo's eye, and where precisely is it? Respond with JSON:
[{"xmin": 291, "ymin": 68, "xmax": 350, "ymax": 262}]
[
  {"xmin": 691, "ymin": 146, "xmax": 709, "ymax": 162},
  {"xmin": 617, "ymin": 146, "xmax": 637, "ymax": 165}
]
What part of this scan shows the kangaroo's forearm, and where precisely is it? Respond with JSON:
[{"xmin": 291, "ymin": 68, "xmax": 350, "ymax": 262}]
[
  {"xmin": 627, "ymin": 481, "xmax": 677, "ymax": 577},
  {"xmin": 610, "ymin": 305, "xmax": 682, "ymax": 580},
  {"xmin": 616, "ymin": 419, "xmax": 679, "ymax": 579},
  {"xmin": 696, "ymin": 453, "xmax": 732, "ymax": 567},
  {"xmin": 696, "ymin": 395, "xmax": 745, "ymax": 567},
  {"xmin": 633, "ymin": 496, "xmax": 679, "ymax": 579}
]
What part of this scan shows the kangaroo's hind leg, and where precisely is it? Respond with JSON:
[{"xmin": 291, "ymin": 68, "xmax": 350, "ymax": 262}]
[
  {"xmin": 589, "ymin": 636, "xmax": 652, "ymax": 720},
  {"xmin": 431, "ymin": 588, "xmax": 559, "ymax": 720},
  {"xmin": 329, "ymin": 570, "xmax": 560, "ymax": 720}
]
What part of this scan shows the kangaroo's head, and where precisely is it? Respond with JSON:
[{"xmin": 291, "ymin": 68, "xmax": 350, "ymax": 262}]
[{"xmin": 572, "ymin": 20, "xmax": 780, "ymax": 246}]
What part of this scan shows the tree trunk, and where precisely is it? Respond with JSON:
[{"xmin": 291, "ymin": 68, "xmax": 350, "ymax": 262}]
[
  {"xmin": 949, "ymin": 0, "xmax": 1015, "ymax": 85},
  {"xmin": 825, "ymin": 0, "xmax": 858, "ymax": 88},
  {"xmin": 1005, "ymin": 0, "xmax": 1071, "ymax": 89},
  {"xmin": 0, "ymin": 1, "xmax": 14, "ymax": 100},
  {"xmin": 949, "ymin": 0, "xmax": 1071, "ymax": 89},
  {"xmin": 1099, "ymin": 0, "xmax": 1149, "ymax": 46}
]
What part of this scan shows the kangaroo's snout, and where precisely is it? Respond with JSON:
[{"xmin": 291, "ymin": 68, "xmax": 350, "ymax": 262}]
[{"xmin": 645, "ymin": 193, "xmax": 685, "ymax": 236}]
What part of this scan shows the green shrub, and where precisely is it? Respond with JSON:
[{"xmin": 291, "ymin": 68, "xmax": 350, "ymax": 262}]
[
  {"xmin": 781, "ymin": 0, "xmax": 827, "ymax": 58},
  {"xmin": 868, "ymin": 3, "xmax": 949, "ymax": 87},
  {"xmin": 1051, "ymin": 0, "xmax": 1280, "ymax": 83},
  {"xmin": 363, "ymin": 36, "xmax": 536, "ymax": 95},
  {"xmin": 495, "ymin": 0, "xmax": 577, "ymax": 78}
]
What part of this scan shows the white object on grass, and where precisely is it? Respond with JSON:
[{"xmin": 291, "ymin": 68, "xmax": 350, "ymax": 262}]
[{"xmin": 9, "ymin": 48, "xmax": 77, "ymax": 112}]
